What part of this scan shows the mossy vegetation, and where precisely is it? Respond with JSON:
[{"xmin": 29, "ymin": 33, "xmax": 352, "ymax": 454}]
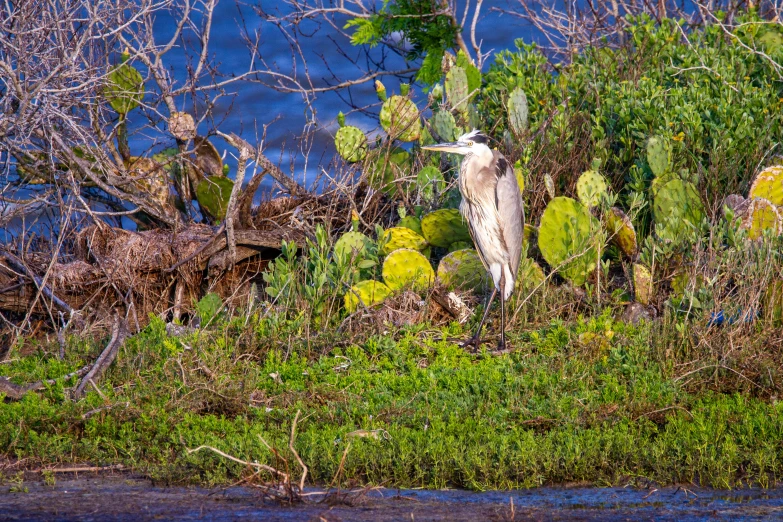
[{"xmin": 1, "ymin": 310, "xmax": 782, "ymax": 490}]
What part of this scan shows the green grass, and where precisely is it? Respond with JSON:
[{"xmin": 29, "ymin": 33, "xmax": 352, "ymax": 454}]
[{"xmin": 1, "ymin": 312, "xmax": 781, "ymax": 490}]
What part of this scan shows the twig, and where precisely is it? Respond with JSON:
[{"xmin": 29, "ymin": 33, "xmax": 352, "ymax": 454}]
[
  {"xmin": 290, "ymin": 409, "xmax": 308, "ymax": 491},
  {"xmin": 73, "ymin": 317, "xmax": 128, "ymax": 399},
  {"xmin": 0, "ymin": 365, "xmax": 90, "ymax": 400}
]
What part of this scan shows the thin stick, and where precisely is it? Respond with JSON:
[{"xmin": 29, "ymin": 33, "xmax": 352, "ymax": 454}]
[{"xmin": 289, "ymin": 409, "xmax": 308, "ymax": 491}]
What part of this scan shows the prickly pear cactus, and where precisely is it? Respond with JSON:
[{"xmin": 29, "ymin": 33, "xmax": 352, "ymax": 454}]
[
  {"xmin": 742, "ymin": 197, "xmax": 782, "ymax": 240},
  {"xmin": 195, "ymin": 175, "xmax": 234, "ymax": 220},
  {"xmin": 382, "ymin": 248, "xmax": 434, "ymax": 291},
  {"xmin": 334, "ymin": 231, "xmax": 371, "ymax": 260},
  {"xmin": 398, "ymin": 215, "xmax": 423, "ymax": 236},
  {"xmin": 381, "ymin": 227, "xmax": 428, "ymax": 255},
  {"xmin": 431, "ymin": 110, "xmax": 457, "ymax": 142},
  {"xmin": 748, "ymin": 165, "xmax": 783, "ymax": 206},
  {"xmin": 647, "ymin": 136, "xmax": 672, "ymax": 177},
  {"xmin": 416, "ymin": 165, "xmax": 446, "ymax": 203},
  {"xmin": 456, "ymin": 50, "xmax": 481, "ymax": 98},
  {"xmin": 604, "ymin": 207, "xmax": 637, "ymax": 258},
  {"xmin": 379, "ymin": 95, "xmax": 420, "ymax": 142},
  {"xmin": 421, "ymin": 209, "xmax": 471, "ymax": 248},
  {"xmin": 368, "ymin": 148, "xmax": 409, "ymax": 195},
  {"xmin": 537, "ymin": 196, "xmax": 600, "ymax": 286},
  {"xmin": 335, "ymin": 125, "xmax": 368, "ymax": 163},
  {"xmin": 576, "ymin": 170, "xmax": 609, "ymax": 208},
  {"xmin": 344, "ymin": 280, "xmax": 392, "ymax": 313},
  {"xmin": 633, "ymin": 263, "xmax": 653, "ymax": 306},
  {"xmin": 437, "ymin": 249, "xmax": 488, "ymax": 292},
  {"xmin": 374, "ymin": 80, "xmax": 387, "ymax": 102},
  {"xmin": 169, "ymin": 112, "xmax": 196, "ymax": 142},
  {"xmin": 653, "ymin": 178, "xmax": 704, "ymax": 243},
  {"xmin": 507, "ymin": 87, "xmax": 529, "ymax": 135},
  {"xmin": 448, "ymin": 241, "xmax": 472, "ymax": 252},
  {"xmin": 104, "ymin": 56, "xmax": 144, "ymax": 115},
  {"xmin": 445, "ymin": 66, "xmax": 469, "ymax": 114}
]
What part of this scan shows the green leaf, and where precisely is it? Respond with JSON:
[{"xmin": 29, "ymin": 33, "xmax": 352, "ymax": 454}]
[{"xmin": 344, "ymin": 17, "xmax": 382, "ymax": 47}]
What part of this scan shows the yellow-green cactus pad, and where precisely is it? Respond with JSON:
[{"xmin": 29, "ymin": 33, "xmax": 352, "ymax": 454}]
[
  {"xmin": 379, "ymin": 95, "xmax": 420, "ymax": 142},
  {"xmin": 448, "ymin": 241, "xmax": 472, "ymax": 253},
  {"xmin": 334, "ymin": 231, "xmax": 372, "ymax": 260},
  {"xmin": 195, "ymin": 175, "xmax": 234, "ymax": 220},
  {"xmin": 382, "ymin": 249, "xmax": 434, "ymax": 291},
  {"xmin": 437, "ymin": 249, "xmax": 488, "ymax": 292},
  {"xmin": 430, "ymin": 110, "xmax": 457, "ymax": 142},
  {"xmin": 104, "ymin": 61, "xmax": 144, "ymax": 115},
  {"xmin": 335, "ymin": 125, "xmax": 368, "ymax": 163},
  {"xmin": 381, "ymin": 227, "xmax": 428, "ymax": 255},
  {"xmin": 537, "ymin": 196, "xmax": 600, "ymax": 286},
  {"xmin": 748, "ymin": 165, "xmax": 783, "ymax": 205},
  {"xmin": 576, "ymin": 170, "xmax": 609, "ymax": 208},
  {"xmin": 416, "ymin": 165, "xmax": 446, "ymax": 203},
  {"xmin": 344, "ymin": 280, "xmax": 392, "ymax": 313},
  {"xmin": 742, "ymin": 197, "xmax": 782, "ymax": 240},
  {"xmin": 604, "ymin": 207, "xmax": 637, "ymax": 258},
  {"xmin": 633, "ymin": 263, "xmax": 653, "ymax": 306},
  {"xmin": 421, "ymin": 209, "xmax": 471, "ymax": 248},
  {"xmin": 445, "ymin": 66, "xmax": 469, "ymax": 113}
]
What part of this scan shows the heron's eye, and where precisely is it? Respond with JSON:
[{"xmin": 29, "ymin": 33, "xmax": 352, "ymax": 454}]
[{"xmin": 467, "ymin": 141, "xmax": 474, "ymax": 147}]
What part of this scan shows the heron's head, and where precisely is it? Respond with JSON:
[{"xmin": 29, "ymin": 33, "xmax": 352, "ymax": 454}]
[{"xmin": 421, "ymin": 129, "xmax": 491, "ymax": 157}]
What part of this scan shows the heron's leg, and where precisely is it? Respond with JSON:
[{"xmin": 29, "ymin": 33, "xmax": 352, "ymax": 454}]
[
  {"xmin": 462, "ymin": 288, "xmax": 497, "ymax": 349},
  {"xmin": 499, "ymin": 274, "xmax": 506, "ymax": 350}
]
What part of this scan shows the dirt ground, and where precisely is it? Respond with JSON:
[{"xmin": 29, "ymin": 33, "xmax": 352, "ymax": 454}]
[{"xmin": 1, "ymin": 475, "xmax": 782, "ymax": 521}]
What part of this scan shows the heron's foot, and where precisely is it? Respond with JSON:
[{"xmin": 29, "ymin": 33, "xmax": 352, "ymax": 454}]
[{"xmin": 459, "ymin": 335, "xmax": 485, "ymax": 352}]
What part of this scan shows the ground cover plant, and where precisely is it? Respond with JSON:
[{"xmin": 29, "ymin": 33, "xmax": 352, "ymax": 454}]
[{"xmin": 2, "ymin": 1, "xmax": 783, "ymax": 495}]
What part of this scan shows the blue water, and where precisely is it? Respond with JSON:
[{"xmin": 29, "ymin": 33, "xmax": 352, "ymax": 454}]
[{"xmin": 137, "ymin": 1, "xmax": 533, "ymax": 194}]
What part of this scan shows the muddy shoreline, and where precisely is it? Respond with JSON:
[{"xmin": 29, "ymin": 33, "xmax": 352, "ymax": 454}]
[{"xmin": 1, "ymin": 475, "xmax": 782, "ymax": 521}]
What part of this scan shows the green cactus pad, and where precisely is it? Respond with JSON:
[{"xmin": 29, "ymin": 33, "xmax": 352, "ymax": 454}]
[
  {"xmin": 537, "ymin": 196, "xmax": 600, "ymax": 286},
  {"xmin": 437, "ymin": 249, "xmax": 488, "ymax": 292},
  {"xmin": 416, "ymin": 165, "xmax": 446, "ymax": 203},
  {"xmin": 335, "ymin": 125, "xmax": 367, "ymax": 163},
  {"xmin": 195, "ymin": 176, "xmax": 234, "ymax": 220},
  {"xmin": 398, "ymin": 215, "xmax": 423, "ymax": 236},
  {"xmin": 379, "ymin": 95, "xmax": 420, "ymax": 142},
  {"xmin": 421, "ymin": 209, "xmax": 471, "ymax": 248},
  {"xmin": 647, "ymin": 136, "xmax": 672, "ymax": 177},
  {"xmin": 456, "ymin": 50, "xmax": 481, "ymax": 99},
  {"xmin": 445, "ymin": 66, "xmax": 469, "ymax": 113},
  {"xmin": 368, "ymin": 148, "xmax": 410, "ymax": 195},
  {"xmin": 344, "ymin": 280, "xmax": 392, "ymax": 313},
  {"xmin": 576, "ymin": 170, "xmax": 609, "ymax": 208},
  {"xmin": 507, "ymin": 87, "xmax": 529, "ymax": 135},
  {"xmin": 604, "ymin": 207, "xmax": 637, "ymax": 258},
  {"xmin": 633, "ymin": 263, "xmax": 653, "ymax": 306},
  {"xmin": 448, "ymin": 241, "xmax": 472, "ymax": 252},
  {"xmin": 382, "ymin": 249, "xmax": 434, "ymax": 291},
  {"xmin": 431, "ymin": 110, "xmax": 457, "ymax": 142},
  {"xmin": 104, "ymin": 61, "xmax": 144, "ymax": 115},
  {"xmin": 653, "ymin": 178, "xmax": 704, "ymax": 243},
  {"xmin": 742, "ymin": 197, "xmax": 782, "ymax": 240},
  {"xmin": 381, "ymin": 227, "xmax": 428, "ymax": 255},
  {"xmin": 334, "ymin": 231, "xmax": 372, "ymax": 260},
  {"xmin": 748, "ymin": 165, "xmax": 783, "ymax": 206}
]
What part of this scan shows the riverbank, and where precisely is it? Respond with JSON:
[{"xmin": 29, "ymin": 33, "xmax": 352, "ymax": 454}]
[
  {"xmin": 1, "ymin": 314, "xmax": 781, "ymax": 491},
  {"xmin": 2, "ymin": 475, "xmax": 782, "ymax": 521}
]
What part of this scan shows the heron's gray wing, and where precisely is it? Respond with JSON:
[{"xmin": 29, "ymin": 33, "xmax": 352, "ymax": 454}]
[{"xmin": 493, "ymin": 151, "xmax": 525, "ymax": 278}]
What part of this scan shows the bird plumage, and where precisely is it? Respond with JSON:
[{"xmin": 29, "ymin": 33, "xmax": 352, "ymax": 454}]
[{"xmin": 421, "ymin": 129, "xmax": 525, "ymax": 349}]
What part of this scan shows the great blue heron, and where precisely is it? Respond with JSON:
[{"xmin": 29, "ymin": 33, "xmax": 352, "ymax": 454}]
[{"xmin": 422, "ymin": 129, "xmax": 524, "ymax": 349}]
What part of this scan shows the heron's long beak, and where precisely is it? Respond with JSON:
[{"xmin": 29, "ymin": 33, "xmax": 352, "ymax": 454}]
[{"xmin": 421, "ymin": 141, "xmax": 467, "ymax": 153}]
